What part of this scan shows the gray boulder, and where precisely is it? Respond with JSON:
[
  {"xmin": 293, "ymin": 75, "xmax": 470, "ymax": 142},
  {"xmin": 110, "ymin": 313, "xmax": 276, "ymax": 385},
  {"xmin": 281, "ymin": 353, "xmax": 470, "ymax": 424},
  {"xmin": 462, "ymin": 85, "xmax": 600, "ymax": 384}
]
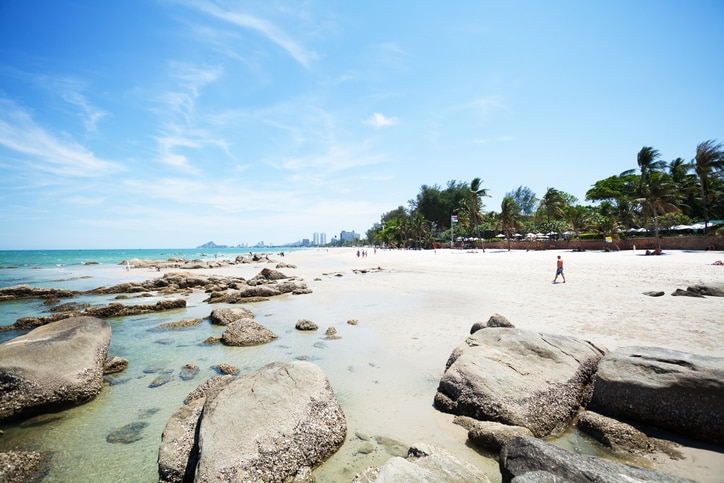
[
  {"xmin": 471, "ymin": 313, "xmax": 515, "ymax": 334},
  {"xmin": 589, "ymin": 346, "xmax": 724, "ymax": 444},
  {"xmin": 352, "ymin": 443, "xmax": 490, "ymax": 482},
  {"xmin": 159, "ymin": 361, "xmax": 346, "ymax": 482},
  {"xmin": 500, "ymin": 436, "xmax": 694, "ymax": 483},
  {"xmin": 576, "ymin": 411, "xmax": 655, "ymax": 454},
  {"xmin": 468, "ymin": 421, "xmax": 534, "ymax": 453},
  {"xmin": 0, "ymin": 316, "xmax": 111, "ymax": 422},
  {"xmin": 221, "ymin": 318, "xmax": 278, "ymax": 346},
  {"xmin": 486, "ymin": 313, "xmax": 514, "ymax": 328},
  {"xmin": 434, "ymin": 328, "xmax": 606, "ymax": 437},
  {"xmin": 103, "ymin": 356, "xmax": 129, "ymax": 374},
  {"xmin": 253, "ymin": 267, "xmax": 288, "ymax": 281},
  {"xmin": 0, "ymin": 451, "xmax": 50, "ymax": 483},
  {"xmin": 686, "ymin": 284, "xmax": 724, "ymax": 297},
  {"xmin": 295, "ymin": 318, "xmax": 319, "ymax": 331},
  {"xmin": 208, "ymin": 307, "xmax": 254, "ymax": 326}
]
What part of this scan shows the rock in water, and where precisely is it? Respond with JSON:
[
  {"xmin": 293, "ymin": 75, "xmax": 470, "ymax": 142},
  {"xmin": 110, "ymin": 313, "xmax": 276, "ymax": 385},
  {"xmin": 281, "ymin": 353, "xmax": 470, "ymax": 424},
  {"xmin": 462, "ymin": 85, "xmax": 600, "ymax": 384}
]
[
  {"xmin": 0, "ymin": 316, "xmax": 111, "ymax": 422},
  {"xmin": 106, "ymin": 421, "xmax": 149, "ymax": 444},
  {"xmin": 221, "ymin": 318, "xmax": 277, "ymax": 346},
  {"xmin": 500, "ymin": 436, "xmax": 695, "ymax": 483},
  {"xmin": 158, "ymin": 361, "xmax": 346, "ymax": 482}
]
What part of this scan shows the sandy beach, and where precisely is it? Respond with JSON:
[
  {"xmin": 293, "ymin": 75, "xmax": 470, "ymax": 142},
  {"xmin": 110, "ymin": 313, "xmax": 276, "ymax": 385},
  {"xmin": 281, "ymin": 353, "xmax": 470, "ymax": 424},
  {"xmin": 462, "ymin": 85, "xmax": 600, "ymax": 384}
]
[
  {"xmin": 209, "ymin": 247, "xmax": 724, "ymax": 482},
  {"xmin": 3, "ymin": 247, "xmax": 723, "ymax": 482}
]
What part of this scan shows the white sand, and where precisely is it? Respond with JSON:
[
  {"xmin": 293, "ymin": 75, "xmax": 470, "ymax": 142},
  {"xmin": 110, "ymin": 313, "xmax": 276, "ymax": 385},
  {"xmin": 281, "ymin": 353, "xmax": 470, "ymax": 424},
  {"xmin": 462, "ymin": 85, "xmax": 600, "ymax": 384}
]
[
  {"xmin": 276, "ymin": 248, "xmax": 723, "ymax": 481},
  {"xmin": 151, "ymin": 247, "xmax": 724, "ymax": 481}
]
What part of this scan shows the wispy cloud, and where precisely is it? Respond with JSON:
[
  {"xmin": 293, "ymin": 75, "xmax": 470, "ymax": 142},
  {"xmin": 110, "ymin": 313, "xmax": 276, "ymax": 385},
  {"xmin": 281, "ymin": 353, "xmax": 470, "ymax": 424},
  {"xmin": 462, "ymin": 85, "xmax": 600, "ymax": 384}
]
[
  {"xmin": 0, "ymin": 97, "xmax": 124, "ymax": 177},
  {"xmin": 59, "ymin": 85, "xmax": 108, "ymax": 132},
  {"xmin": 363, "ymin": 112, "xmax": 398, "ymax": 129},
  {"xmin": 473, "ymin": 135, "xmax": 514, "ymax": 144},
  {"xmin": 188, "ymin": 1, "xmax": 319, "ymax": 68},
  {"xmin": 468, "ymin": 95, "xmax": 506, "ymax": 115}
]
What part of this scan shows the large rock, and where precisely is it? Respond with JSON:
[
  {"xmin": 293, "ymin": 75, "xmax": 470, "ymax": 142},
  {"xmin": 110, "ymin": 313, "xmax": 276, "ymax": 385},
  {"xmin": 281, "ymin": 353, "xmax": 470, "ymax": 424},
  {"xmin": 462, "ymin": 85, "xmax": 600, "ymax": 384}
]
[
  {"xmin": 158, "ymin": 361, "xmax": 346, "ymax": 482},
  {"xmin": 589, "ymin": 346, "xmax": 724, "ymax": 444},
  {"xmin": 434, "ymin": 328, "xmax": 606, "ymax": 437},
  {"xmin": 208, "ymin": 307, "xmax": 254, "ymax": 326},
  {"xmin": 352, "ymin": 443, "xmax": 490, "ymax": 482},
  {"xmin": 0, "ymin": 316, "xmax": 111, "ymax": 422},
  {"xmin": 499, "ymin": 436, "xmax": 694, "ymax": 483},
  {"xmin": 0, "ymin": 451, "xmax": 51, "ymax": 482},
  {"xmin": 221, "ymin": 318, "xmax": 278, "ymax": 346}
]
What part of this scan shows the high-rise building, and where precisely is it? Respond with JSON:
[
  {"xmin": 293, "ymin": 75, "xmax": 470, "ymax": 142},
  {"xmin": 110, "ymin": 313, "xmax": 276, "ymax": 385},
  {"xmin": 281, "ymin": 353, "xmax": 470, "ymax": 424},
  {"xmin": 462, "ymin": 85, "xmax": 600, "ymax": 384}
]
[
  {"xmin": 340, "ymin": 230, "xmax": 360, "ymax": 242},
  {"xmin": 313, "ymin": 232, "xmax": 320, "ymax": 245},
  {"xmin": 320, "ymin": 233, "xmax": 326, "ymax": 245}
]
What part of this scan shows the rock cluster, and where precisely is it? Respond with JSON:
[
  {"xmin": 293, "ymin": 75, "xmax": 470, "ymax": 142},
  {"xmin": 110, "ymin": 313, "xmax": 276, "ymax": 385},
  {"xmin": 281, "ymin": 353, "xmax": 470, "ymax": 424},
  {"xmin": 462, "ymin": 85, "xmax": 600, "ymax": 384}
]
[
  {"xmin": 426, "ymin": 319, "xmax": 723, "ymax": 481},
  {"xmin": 7, "ymin": 298, "xmax": 186, "ymax": 330}
]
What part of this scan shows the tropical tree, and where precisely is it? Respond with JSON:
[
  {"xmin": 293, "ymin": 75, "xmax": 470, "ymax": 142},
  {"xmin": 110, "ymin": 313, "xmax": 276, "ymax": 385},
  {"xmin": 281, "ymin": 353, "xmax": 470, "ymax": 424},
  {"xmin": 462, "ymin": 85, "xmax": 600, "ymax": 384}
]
[
  {"xmin": 638, "ymin": 171, "xmax": 682, "ymax": 251},
  {"xmin": 461, "ymin": 177, "xmax": 489, "ymax": 250},
  {"xmin": 506, "ymin": 186, "xmax": 537, "ymax": 216},
  {"xmin": 499, "ymin": 196, "xmax": 521, "ymax": 251},
  {"xmin": 668, "ymin": 157, "xmax": 697, "ymax": 218},
  {"xmin": 566, "ymin": 205, "xmax": 593, "ymax": 250},
  {"xmin": 537, "ymin": 188, "xmax": 567, "ymax": 223},
  {"xmin": 621, "ymin": 146, "xmax": 666, "ymax": 181},
  {"xmin": 586, "ymin": 174, "xmax": 639, "ymax": 229},
  {"xmin": 693, "ymin": 139, "xmax": 724, "ymax": 233}
]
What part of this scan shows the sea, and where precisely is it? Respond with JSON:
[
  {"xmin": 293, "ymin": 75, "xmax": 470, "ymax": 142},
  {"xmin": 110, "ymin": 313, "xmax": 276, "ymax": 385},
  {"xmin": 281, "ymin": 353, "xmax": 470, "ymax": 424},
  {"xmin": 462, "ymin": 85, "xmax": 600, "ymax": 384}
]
[{"xmin": 0, "ymin": 247, "xmax": 381, "ymax": 482}]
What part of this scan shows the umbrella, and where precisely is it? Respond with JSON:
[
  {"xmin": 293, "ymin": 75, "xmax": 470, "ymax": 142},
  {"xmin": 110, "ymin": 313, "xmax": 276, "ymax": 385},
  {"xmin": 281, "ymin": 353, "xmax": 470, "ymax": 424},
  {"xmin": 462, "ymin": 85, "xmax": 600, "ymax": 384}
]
[{"xmin": 496, "ymin": 233, "xmax": 505, "ymax": 238}]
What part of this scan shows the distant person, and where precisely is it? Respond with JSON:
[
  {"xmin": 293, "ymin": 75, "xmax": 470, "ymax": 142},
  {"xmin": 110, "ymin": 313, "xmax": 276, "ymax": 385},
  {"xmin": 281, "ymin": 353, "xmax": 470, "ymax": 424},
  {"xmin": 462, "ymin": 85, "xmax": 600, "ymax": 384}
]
[{"xmin": 552, "ymin": 255, "xmax": 566, "ymax": 283}]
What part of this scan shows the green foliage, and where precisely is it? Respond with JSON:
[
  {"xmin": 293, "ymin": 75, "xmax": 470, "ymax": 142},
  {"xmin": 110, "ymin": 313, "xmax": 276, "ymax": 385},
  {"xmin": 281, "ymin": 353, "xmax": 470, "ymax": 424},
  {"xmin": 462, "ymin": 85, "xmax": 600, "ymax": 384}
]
[{"xmin": 366, "ymin": 140, "xmax": 724, "ymax": 247}]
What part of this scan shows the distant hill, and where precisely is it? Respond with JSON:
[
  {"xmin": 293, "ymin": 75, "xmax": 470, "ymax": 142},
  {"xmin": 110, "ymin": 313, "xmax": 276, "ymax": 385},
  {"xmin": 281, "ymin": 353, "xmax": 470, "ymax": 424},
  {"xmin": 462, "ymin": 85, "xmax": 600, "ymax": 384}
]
[{"xmin": 196, "ymin": 241, "xmax": 228, "ymax": 249}]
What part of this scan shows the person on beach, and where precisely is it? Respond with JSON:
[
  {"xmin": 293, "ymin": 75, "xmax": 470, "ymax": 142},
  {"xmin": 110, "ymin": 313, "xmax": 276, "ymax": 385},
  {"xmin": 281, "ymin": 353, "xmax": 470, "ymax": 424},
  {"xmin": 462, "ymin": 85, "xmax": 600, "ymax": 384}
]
[{"xmin": 553, "ymin": 255, "xmax": 566, "ymax": 283}]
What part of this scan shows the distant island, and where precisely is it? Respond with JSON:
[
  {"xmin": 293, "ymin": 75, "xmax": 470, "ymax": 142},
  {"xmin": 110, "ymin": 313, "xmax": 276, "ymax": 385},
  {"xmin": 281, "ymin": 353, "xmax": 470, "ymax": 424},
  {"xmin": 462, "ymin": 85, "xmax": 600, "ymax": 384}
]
[{"xmin": 196, "ymin": 241, "xmax": 228, "ymax": 249}]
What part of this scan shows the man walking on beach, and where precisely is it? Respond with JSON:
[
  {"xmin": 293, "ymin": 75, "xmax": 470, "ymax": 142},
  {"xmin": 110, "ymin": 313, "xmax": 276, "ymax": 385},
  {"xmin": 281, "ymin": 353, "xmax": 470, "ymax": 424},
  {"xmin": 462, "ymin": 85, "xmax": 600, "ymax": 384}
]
[{"xmin": 553, "ymin": 255, "xmax": 566, "ymax": 283}]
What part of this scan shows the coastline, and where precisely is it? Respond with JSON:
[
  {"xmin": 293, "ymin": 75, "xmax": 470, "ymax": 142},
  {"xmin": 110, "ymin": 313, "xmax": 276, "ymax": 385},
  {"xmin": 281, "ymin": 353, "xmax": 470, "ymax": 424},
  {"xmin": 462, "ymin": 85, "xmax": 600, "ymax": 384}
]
[
  {"xmin": 190, "ymin": 247, "xmax": 724, "ymax": 481},
  {"xmin": 1, "ymin": 247, "xmax": 722, "ymax": 481}
]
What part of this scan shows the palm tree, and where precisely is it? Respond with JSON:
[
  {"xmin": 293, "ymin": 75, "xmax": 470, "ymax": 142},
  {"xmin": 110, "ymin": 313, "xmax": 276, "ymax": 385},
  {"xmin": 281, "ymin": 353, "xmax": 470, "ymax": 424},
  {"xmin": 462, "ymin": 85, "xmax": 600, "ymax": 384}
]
[
  {"xmin": 462, "ymin": 178, "xmax": 489, "ymax": 250},
  {"xmin": 499, "ymin": 196, "xmax": 521, "ymax": 251},
  {"xmin": 693, "ymin": 139, "xmax": 724, "ymax": 233},
  {"xmin": 537, "ymin": 188, "xmax": 566, "ymax": 223},
  {"xmin": 638, "ymin": 171, "xmax": 681, "ymax": 251},
  {"xmin": 621, "ymin": 146, "xmax": 666, "ymax": 181},
  {"xmin": 668, "ymin": 157, "xmax": 697, "ymax": 218},
  {"xmin": 621, "ymin": 146, "xmax": 666, "ymax": 228}
]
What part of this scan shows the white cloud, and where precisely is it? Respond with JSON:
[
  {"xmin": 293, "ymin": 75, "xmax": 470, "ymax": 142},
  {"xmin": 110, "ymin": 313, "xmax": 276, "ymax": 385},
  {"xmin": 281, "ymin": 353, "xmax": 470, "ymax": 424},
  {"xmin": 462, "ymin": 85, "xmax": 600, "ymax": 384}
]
[
  {"xmin": 363, "ymin": 112, "xmax": 398, "ymax": 129},
  {"xmin": 190, "ymin": 2, "xmax": 318, "ymax": 68},
  {"xmin": 469, "ymin": 95, "xmax": 506, "ymax": 115},
  {"xmin": 0, "ymin": 97, "xmax": 124, "ymax": 177},
  {"xmin": 473, "ymin": 135, "xmax": 513, "ymax": 144}
]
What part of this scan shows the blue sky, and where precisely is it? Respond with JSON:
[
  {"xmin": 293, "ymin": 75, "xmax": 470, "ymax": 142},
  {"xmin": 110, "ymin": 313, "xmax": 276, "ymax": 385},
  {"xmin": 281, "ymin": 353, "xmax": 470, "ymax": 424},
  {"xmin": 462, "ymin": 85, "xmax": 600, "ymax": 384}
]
[{"xmin": 1, "ymin": 1, "xmax": 722, "ymax": 249}]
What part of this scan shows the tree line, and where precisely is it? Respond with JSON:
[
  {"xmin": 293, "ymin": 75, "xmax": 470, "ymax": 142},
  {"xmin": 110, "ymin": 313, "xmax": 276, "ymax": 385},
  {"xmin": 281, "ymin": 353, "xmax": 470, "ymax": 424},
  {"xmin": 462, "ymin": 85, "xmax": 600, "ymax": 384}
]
[{"xmin": 365, "ymin": 140, "xmax": 724, "ymax": 250}]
